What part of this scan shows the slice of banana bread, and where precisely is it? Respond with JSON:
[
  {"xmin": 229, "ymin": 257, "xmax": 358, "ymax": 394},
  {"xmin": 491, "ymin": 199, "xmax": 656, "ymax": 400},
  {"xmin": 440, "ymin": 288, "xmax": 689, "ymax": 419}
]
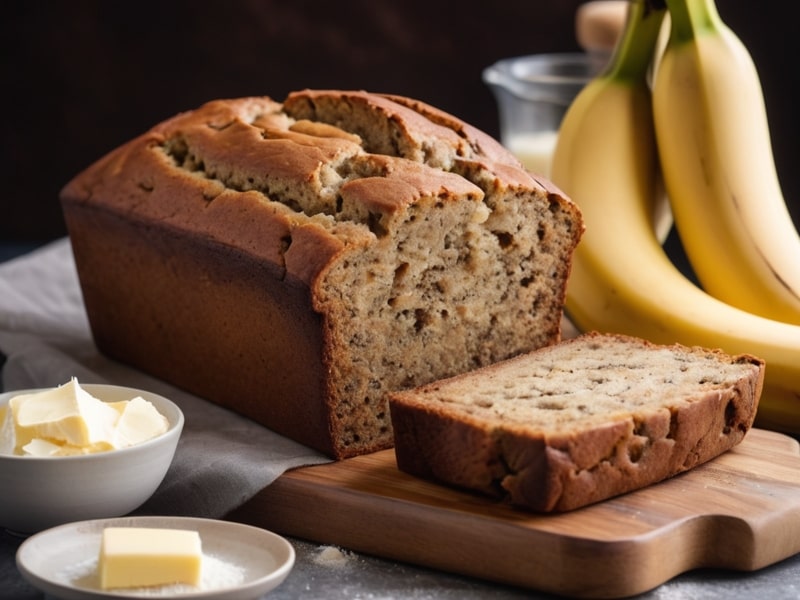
[
  {"xmin": 388, "ymin": 332, "xmax": 764, "ymax": 511},
  {"xmin": 60, "ymin": 91, "xmax": 583, "ymax": 459}
]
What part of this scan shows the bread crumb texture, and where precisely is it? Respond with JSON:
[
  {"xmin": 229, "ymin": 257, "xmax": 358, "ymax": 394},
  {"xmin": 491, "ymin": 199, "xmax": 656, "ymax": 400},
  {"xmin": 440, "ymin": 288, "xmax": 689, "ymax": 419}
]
[
  {"xmin": 389, "ymin": 332, "xmax": 764, "ymax": 512},
  {"xmin": 60, "ymin": 91, "xmax": 583, "ymax": 459}
]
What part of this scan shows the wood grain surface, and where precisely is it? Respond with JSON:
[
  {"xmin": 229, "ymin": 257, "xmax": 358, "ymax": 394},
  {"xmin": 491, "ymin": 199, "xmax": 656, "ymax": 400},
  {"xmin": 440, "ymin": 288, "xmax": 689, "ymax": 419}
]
[{"xmin": 229, "ymin": 429, "xmax": 800, "ymax": 598}]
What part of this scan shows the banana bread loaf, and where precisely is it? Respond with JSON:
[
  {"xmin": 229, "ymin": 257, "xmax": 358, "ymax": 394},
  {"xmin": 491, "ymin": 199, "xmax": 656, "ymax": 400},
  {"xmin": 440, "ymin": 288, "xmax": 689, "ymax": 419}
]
[
  {"xmin": 388, "ymin": 332, "xmax": 764, "ymax": 511},
  {"xmin": 60, "ymin": 91, "xmax": 584, "ymax": 459}
]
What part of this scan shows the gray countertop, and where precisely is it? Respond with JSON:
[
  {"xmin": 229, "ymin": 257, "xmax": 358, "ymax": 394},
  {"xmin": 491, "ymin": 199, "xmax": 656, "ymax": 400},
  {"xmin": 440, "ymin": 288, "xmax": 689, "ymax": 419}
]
[{"xmin": 4, "ymin": 525, "xmax": 800, "ymax": 599}]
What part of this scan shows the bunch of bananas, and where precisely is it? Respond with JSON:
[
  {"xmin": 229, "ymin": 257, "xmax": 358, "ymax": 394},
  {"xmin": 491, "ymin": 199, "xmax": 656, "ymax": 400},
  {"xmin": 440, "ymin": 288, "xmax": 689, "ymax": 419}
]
[{"xmin": 550, "ymin": 0, "xmax": 800, "ymax": 432}]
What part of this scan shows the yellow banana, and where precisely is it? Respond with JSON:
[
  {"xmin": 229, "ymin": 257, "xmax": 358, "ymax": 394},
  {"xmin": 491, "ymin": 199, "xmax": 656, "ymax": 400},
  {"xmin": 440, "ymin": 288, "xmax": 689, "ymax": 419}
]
[
  {"xmin": 551, "ymin": 0, "xmax": 800, "ymax": 432},
  {"xmin": 653, "ymin": 0, "xmax": 800, "ymax": 324}
]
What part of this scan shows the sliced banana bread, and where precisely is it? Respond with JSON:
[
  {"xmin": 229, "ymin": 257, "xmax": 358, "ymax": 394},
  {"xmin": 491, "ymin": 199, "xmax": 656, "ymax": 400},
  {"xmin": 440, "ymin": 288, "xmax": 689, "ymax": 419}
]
[{"xmin": 388, "ymin": 332, "xmax": 764, "ymax": 511}]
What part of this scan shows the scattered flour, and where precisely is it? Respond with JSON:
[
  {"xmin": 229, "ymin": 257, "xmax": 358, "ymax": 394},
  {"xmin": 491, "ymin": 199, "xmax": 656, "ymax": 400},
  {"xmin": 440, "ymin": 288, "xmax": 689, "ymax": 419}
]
[{"xmin": 312, "ymin": 545, "xmax": 353, "ymax": 568}]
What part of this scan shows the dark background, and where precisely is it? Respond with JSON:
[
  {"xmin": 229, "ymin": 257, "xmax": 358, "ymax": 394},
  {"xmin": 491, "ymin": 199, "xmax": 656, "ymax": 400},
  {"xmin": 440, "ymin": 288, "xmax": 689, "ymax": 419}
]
[{"xmin": 3, "ymin": 1, "xmax": 798, "ymax": 247}]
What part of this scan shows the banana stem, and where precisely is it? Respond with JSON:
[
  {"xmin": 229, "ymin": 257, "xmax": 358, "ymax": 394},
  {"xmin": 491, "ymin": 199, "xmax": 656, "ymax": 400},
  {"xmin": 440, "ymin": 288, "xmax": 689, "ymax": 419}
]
[
  {"xmin": 605, "ymin": 0, "xmax": 667, "ymax": 83},
  {"xmin": 665, "ymin": 0, "xmax": 723, "ymax": 43}
]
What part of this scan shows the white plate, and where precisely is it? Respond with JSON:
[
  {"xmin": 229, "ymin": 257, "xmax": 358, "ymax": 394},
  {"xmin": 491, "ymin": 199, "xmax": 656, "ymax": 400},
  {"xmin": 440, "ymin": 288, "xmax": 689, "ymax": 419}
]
[{"xmin": 15, "ymin": 516, "xmax": 295, "ymax": 599}]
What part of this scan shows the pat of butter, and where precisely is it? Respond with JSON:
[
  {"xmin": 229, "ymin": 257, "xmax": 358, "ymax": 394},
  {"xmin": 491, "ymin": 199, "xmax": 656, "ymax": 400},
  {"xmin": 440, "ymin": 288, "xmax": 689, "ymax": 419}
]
[
  {"xmin": 21, "ymin": 438, "xmax": 63, "ymax": 457},
  {"xmin": 111, "ymin": 396, "xmax": 170, "ymax": 448},
  {"xmin": 99, "ymin": 527, "xmax": 203, "ymax": 589},
  {"xmin": 21, "ymin": 437, "xmax": 114, "ymax": 457},
  {"xmin": 10, "ymin": 378, "xmax": 119, "ymax": 451}
]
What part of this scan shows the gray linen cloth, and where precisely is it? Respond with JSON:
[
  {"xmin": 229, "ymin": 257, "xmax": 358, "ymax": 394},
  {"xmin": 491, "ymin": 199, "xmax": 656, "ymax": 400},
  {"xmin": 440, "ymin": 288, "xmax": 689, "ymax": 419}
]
[{"xmin": 0, "ymin": 238, "xmax": 331, "ymax": 518}]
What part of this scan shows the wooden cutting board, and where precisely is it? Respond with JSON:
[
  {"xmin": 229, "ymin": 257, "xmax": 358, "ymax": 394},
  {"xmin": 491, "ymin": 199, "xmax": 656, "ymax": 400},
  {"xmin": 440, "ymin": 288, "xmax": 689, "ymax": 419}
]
[{"xmin": 229, "ymin": 429, "xmax": 800, "ymax": 598}]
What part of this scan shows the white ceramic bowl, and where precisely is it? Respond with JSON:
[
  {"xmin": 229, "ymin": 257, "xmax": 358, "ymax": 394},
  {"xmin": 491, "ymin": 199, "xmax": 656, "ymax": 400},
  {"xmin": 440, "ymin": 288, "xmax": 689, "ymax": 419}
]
[{"xmin": 0, "ymin": 384, "xmax": 184, "ymax": 534}]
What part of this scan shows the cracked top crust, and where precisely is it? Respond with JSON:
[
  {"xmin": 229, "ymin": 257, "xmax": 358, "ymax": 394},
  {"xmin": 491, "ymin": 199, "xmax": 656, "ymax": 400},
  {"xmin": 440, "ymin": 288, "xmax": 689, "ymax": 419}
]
[
  {"xmin": 60, "ymin": 90, "xmax": 585, "ymax": 459},
  {"xmin": 61, "ymin": 92, "xmax": 568, "ymax": 287}
]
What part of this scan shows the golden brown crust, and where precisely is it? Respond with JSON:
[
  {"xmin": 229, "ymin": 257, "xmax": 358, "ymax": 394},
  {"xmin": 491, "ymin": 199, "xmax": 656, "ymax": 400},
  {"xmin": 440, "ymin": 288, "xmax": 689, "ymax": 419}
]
[{"xmin": 389, "ymin": 332, "xmax": 765, "ymax": 511}]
